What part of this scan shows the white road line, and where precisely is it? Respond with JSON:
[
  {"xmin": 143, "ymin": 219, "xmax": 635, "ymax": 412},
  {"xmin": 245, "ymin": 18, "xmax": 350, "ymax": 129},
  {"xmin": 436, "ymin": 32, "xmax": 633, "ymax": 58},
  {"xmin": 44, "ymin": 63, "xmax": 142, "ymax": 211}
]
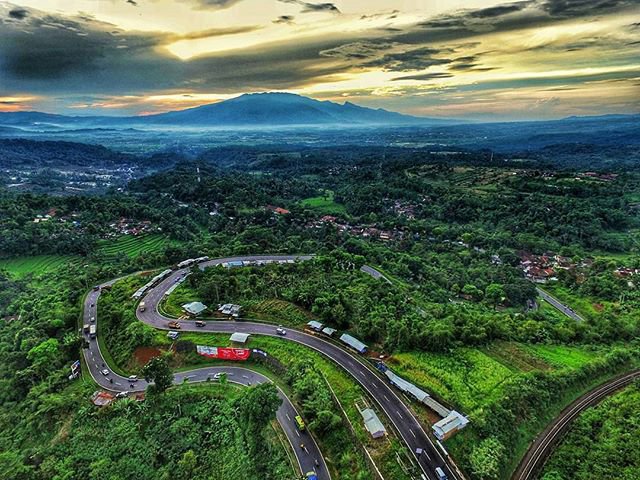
[
  {"xmin": 396, "ymin": 410, "xmax": 403, "ymax": 419},
  {"xmin": 410, "ymin": 429, "xmax": 416, "ymax": 438},
  {"xmin": 383, "ymin": 394, "xmax": 390, "ymax": 401},
  {"xmin": 296, "ymin": 430, "xmax": 300, "ymax": 437},
  {"xmin": 286, "ymin": 414, "xmax": 291, "ymax": 421}
]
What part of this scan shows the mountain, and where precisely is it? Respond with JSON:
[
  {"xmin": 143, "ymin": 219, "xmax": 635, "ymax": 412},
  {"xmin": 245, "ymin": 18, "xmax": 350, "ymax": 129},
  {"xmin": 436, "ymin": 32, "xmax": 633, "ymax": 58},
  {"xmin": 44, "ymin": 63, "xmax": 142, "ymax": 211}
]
[
  {"xmin": 138, "ymin": 92, "xmax": 433, "ymax": 126},
  {"xmin": 0, "ymin": 93, "xmax": 449, "ymax": 129}
]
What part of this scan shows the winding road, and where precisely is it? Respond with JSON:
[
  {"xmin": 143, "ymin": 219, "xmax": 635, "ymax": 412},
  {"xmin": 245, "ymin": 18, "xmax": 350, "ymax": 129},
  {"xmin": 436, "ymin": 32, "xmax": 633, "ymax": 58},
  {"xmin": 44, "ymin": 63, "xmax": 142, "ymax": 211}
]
[
  {"xmin": 136, "ymin": 255, "xmax": 461, "ymax": 480},
  {"xmin": 81, "ymin": 274, "xmax": 329, "ymax": 480},
  {"xmin": 512, "ymin": 368, "xmax": 640, "ymax": 480}
]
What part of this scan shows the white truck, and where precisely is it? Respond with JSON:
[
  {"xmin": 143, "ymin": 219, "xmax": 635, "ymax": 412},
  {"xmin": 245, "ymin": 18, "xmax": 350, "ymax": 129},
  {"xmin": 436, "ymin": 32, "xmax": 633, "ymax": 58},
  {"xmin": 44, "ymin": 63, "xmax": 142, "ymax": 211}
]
[
  {"xmin": 89, "ymin": 324, "xmax": 97, "ymax": 339},
  {"xmin": 138, "ymin": 301, "xmax": 146, "ymax": 312}
]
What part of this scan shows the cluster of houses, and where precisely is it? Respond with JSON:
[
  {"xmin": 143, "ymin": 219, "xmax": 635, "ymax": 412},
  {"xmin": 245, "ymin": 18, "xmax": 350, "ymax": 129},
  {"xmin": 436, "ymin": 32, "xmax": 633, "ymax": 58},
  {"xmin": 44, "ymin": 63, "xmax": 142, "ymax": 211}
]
[
  {"xmin": 104, "ymin": 218, "xmax": 160, "ymax": 238},
  {"xmin": 305, "ymin": 215, "xmax": 403, "ymax": 242},
  {"xmin": 518, "ymin": 252, "xmax": 589, "ymax": 283}
]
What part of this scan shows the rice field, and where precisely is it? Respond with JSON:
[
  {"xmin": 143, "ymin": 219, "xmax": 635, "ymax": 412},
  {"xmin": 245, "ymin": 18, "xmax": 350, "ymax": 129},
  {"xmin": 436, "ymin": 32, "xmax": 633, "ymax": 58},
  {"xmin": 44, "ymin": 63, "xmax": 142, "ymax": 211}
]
[
  {"xmin": 0, "ymin": 255, "xmax": 81, "ymax": 277},
  {"xmin": 96, "ymin": 233, "xmax": 172, "ymax": 258}
]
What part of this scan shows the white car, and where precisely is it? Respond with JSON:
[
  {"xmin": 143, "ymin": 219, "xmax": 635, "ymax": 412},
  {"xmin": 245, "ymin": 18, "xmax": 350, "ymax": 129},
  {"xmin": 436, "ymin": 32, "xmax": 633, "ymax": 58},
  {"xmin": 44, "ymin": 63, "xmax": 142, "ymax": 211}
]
[
  {"xmin": 116, "ymin": 391, "xmax": 129, "ymax": 399},
  {"xmin": 90, "ymin": 316, "xmax": 95, "ymax": 323},
  {"xmin": 212, "ymin": 372, "xmax": 223, "ymax": 380},
  {"xmin": 276, "ymin": 326, "xmax": 287, "ymax": 336},
  {"xmin": 101, "ymin": 369, "xmax": 110, "ymax": 376},
  {"xmin": 128, "ymin": 375, "xmax": 138, "ymax": 382}
]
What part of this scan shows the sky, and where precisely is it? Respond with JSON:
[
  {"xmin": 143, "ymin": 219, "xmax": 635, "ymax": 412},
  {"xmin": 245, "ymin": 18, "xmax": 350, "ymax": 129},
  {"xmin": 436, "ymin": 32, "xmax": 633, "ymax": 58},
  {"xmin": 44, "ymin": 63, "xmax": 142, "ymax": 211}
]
[{"xmin": 0, "ymin": 0, "xmax": 639, "ymax": 120}]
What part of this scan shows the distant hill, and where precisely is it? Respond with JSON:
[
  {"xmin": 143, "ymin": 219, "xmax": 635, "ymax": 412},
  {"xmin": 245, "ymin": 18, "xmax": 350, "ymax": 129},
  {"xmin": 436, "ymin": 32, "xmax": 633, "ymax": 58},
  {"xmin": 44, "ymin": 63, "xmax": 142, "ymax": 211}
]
[
  {"xmin": 0, "ymin": 93, "xmax": 452, "ymax": 128},
  {"xmin": 138, "ymin": 92, "xmax": 438, "ymax": 126}
]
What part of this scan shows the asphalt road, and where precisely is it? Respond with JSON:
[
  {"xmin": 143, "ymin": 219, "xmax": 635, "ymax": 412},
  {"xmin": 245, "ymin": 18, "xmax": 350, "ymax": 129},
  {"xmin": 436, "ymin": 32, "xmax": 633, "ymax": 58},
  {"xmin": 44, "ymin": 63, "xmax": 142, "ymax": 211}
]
[
  {"xmin": 138, "ymin": 255, "xmax": 460, "ymax": 480},
  {"xmin": 536, "ymin": 287, "xmax": 584, "ymax": 322},
  {"xmin": 81, "ymin": 276, "xmax": 328, "ymax": 480},
  {"xmin": 513, "ymin": 368, "xmax": 640, "ymax": 480}
]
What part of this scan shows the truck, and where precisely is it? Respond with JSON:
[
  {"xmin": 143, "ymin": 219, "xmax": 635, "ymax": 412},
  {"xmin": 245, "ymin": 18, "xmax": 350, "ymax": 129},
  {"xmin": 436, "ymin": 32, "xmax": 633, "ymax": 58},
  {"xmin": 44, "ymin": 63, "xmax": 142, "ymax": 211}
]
[
  {"xmin": 89, "ymin": 325, "xmax": 97, "ymax": 339},
  {"xmin": 168, "ymin": 321, "xmax": 181, "ymax": 329},
  {"xmin": 138, "ymin": 301, "xmax": 146, "ymax": 312}
]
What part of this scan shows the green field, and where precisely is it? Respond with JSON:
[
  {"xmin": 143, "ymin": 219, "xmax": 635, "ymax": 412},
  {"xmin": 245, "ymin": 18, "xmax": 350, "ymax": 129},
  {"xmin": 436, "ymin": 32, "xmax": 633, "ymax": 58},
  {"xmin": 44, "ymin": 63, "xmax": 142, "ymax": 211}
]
[
  {"xmin": 0, "ymin": 254, "xmax": 81, "ymax": 278},
  {"xmin": 300, "ymin": 190, "xmax": 346, "ymax": 214},
  {"xmin": 389, "ymin": 342, "xmax": 600, "ymax": 413},
  {"xmin": 96, "ymin": 233, "xmax": 174, "ymax": 258}
]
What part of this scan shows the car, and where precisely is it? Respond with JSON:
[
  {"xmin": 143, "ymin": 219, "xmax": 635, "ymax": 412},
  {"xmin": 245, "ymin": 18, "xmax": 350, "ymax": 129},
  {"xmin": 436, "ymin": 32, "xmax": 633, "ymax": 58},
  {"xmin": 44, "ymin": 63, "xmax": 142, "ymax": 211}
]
[
  {"xmin": 305, "ymin": 472, "xmax": 318, "ymax": 480},
  {"xmin": 128, "ymin": 375, "xmax": 138, "ymax": 382},
  {"xmin": 92, "ymin": 286, "xmax": 100, "ymax": 291},
  {"xmin": 101, "ymin": 369, "xmax": 110, "ymax": 376},
  {"xmin": 435, "ymin": 467, "xmax": 448, "ymax": 480},
  {"xmin": 195, "ymin": 320, "xmax": 205, "ymax": 327},
  {"xmin": 276, "ymin": 326, "xmax": 287, "ymax": 336},
  {"xmin": 168, "ymin": 321, "xmax": 181, "ymax": 329},
  {"xmin": 90, "ymin": 316, "xmax": 95, "ymax": 323},
  {"xmin": 90, "ymin": 303, "xmax": 95, "ymax": 308},
  {"xmin": 167, "ymin": 331, "xmax": 180, "ymax": 340},
  {"xmin": 212, "ymin": 372, "xmax": 223, "ymax": 380},
  {"xmin": 115, "ymin": 391, "xmax": 129, "ymax": 399}
]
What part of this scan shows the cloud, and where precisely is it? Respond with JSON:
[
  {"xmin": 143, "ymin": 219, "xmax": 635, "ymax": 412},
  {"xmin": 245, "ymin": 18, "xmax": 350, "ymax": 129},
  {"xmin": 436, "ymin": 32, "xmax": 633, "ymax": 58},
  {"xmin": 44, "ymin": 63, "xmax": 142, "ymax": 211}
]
[
  {"xmin": 277, "ymin": 0, "xmax": 340, "ymax": 14},
  {"xmin": 273, "ymin": 15, "xmax": 295, "ymax": 24},
  {"xmin": 190, "ymin": 0, "xmax": 245, "ymax": 8},
  {"xmin": 8, "ymin": 7, "xmax": 28, "ymax": 19},
  {"xmin": 392, "ymin": 72, "xmax": 453, "ymax": 81},
  {"xmin": 363, "ymin": 47, "xmax": 453, "ymax": 71},
  {"xmin": 171, "ymin": 25, "xmax": 262, "ymax": 40}
]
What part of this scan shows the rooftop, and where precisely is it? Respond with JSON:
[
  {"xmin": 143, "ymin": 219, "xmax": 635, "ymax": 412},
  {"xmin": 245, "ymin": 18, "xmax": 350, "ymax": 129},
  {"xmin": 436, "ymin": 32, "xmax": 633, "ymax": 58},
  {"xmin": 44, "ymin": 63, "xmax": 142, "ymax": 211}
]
[
  {"xmin": 182, "ymin": 301, "xmax": 208, "ymax": 315},
  {"xmin": 230, "ymin": 332, "xmax": 250, "ymax": 344}
]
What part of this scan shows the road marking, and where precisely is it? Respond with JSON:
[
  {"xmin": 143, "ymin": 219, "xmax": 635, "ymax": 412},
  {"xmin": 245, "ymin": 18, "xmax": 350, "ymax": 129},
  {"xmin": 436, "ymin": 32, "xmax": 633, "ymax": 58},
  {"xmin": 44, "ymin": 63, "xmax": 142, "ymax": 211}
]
[
  {"xmin": 372, "ymin": 382, "xmax": 378, "ymax": 389},
  {"xmin": 296, "ymin": 430, "xmax": 300, "ymax": 437},
  {"xmin": 383, "ymin": 394, "xmax": 390, "ymax": 401},
  {"xmin": 410, "ymin": 429, "xmax": 416, "ymax": 438},
  {"xmin": 396, "ymin": 410, "xmax": 404, "ymax": 419},
  {"xmin": 115, "ymin": 382, "xmax": 121, "ymax": 386},
  {"xmin": 286, "ymin": 414, "xmax": 291, "ymax": 421}
]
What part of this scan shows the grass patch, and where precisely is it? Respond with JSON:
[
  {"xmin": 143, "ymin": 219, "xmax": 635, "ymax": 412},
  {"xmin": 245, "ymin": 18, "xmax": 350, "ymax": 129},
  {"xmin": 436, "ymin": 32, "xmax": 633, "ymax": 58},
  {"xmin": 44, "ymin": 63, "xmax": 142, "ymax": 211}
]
[{"xmin": 300, "ymin": 190, "xmax": 346, "ymax": 215}]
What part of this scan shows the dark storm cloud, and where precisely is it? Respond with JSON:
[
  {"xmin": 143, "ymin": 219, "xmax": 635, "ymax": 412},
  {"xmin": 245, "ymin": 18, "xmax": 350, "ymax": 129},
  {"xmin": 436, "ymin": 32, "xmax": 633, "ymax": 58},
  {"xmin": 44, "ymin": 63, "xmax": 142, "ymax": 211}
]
[
  {"xmin": 273, "ymin": 15, "xmax": 295, "ymax": 24},
  {"xmin": 363, "ymin": 47, "xmax": 453, "ymax": 71},
  {"xmin": 319, "ymin": 41, "xmax": 393, "ymax": 60},
  {"xmin": 0, "ymin": 5, "xmax": 352, "ymax": 95},
  {"xmin": 392, "ymin": 72, "xmax": 453, "ymax": 81},
  {"xmin": 277, "ymin": 0, "xmax": 340, "ymax": 14},
  {"xmin": 468, "ymin": 3, "xmax": 528, "ymax": 18},
  {"xmin": 321, "ymin": 42, "xmax": 455, "ymax": 72},
  {"xmin": 8, "ymin": 7, "xmax": 27, "ymax": 19}
]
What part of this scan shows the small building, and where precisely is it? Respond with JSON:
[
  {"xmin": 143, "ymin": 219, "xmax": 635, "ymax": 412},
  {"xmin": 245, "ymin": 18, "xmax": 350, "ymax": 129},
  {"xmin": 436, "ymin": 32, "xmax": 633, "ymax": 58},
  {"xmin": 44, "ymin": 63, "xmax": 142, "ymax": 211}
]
[
  {"xmin": 339, "ymin": 333, "xmax": 368, "ymax": 354},
  {"xmin": 224, "ymin": 261, "xmax": 244, "ymax": 268},
  {"xmin": 307, "ymin": 320, "xmax": 324, "ymax": 331},
  {"xmin": 182, "ymin": 301, "xmax": 208, "ymax": 317},
  {"xmin": 91, "ymin": 390, "xmax": 115, "ymax": 407},
  {"xmin": 321, "ymin": 327, "xmax": 337, "ymax": 337},
  {"xmin": 218, "ymin": 303, "xmax": 242, "ymax": 317},
  {"xmin": 384, "ymin": 370, "xmax": 430, "ymax": 403},
  {"xmin": 360, "ymin": 408, "xmax": 386, "ymax": 438},
  {"xmin": 432, "ymin": 411, "xmax": 469, "ymax": 440},
  {"xmin": 230, "ymin": 332, "xmax": 250, "ymax": 344}
]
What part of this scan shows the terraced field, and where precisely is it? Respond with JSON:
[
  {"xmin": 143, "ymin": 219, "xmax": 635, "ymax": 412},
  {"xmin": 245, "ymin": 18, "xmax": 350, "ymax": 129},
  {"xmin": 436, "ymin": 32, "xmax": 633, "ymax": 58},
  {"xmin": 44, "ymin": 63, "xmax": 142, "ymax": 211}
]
[
  {"xmin": 96, "ymin": 234, "xmax": 172, "ymax": 258},
  {"xmin": 0, "ymin": 255, "xmax": 81, "ymax": 277}
]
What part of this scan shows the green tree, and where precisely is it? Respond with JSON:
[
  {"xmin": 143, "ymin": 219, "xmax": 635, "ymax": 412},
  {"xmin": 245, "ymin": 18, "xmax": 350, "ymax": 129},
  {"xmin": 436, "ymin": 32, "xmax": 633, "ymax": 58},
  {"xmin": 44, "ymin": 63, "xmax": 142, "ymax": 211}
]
[{"xmin": 142, "ymin": 356, "xmax": 173, "ymax": 395}]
